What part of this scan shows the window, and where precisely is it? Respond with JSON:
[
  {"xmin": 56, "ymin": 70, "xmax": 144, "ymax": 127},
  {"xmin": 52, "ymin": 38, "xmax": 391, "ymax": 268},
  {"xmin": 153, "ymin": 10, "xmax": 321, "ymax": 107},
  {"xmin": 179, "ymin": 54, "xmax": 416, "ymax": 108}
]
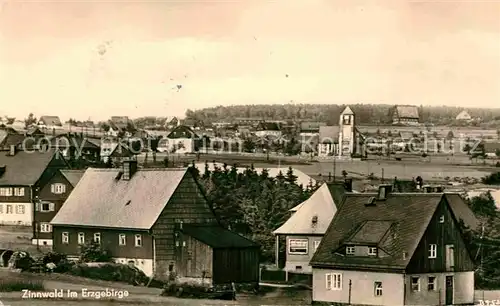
[
  {"xmin": 15, "ymin": 204, "xmax": 25, "ymax": 214},
  {"xmin": 346, "ymin": 246, "xmax": 355, "ymax": 255},
  {"xmin": 94, "ymin": 233, "xmax": 101, "ymax": 244},
  {"xmin": 343, "ymin": 115, "xmax": 351, "ymax": 125},
  {"xmin": 135, "ymin": 234, "xmax": 142, "ymax": 247},
  {"xmin": 368, "ymin": 247, "xmax": 377, "ymax": 256},
  {"xmin": 40, "ymin": 223, "xmax": 52, "ymax": 233},
  {"xmin": 51, "ymin": 183, "xmax": 66, "ymax": 194},
  {"xmin": 429, "ymin": 244, "xmax": 437, "ymax": 259},
  {"xmin": 439, "ymin": 215, "xmax": 445, "ymax": 223},
  {"xmin": 62, "ymin": 232, "xmax": 69, "ymax": 244},
  {"xmin": 374, "ymin": 281, "xmax": 383, "ymax": 296},
  {"xmin": 314, "ymin": 240, "xmax": 321, "ymax": 252},
  {"xmin": 39, "ymin": 202, "xmax": 55, "ymax": 212},
  {"xmin": 119, "ymin": 234, "xmax": 126, "ymax": 246},
  {"xmin": 288, "ymin": 239, "xmax": 308, "ymax": 254},
  {"xmin": 428, "ymin": 276, "xmax": 436, "ymax": 291},
  {"xmin": 0, "ymin": 188, "xmax": 12, "ymax": 196},
  {"xmin": 78, "ymin": 233, "xmax": 85, "ymax": 245},
  {"xmin": 6, "ymin": 205, "xmax": 13, "ymax": 214},
  {"xmin": 326, "ymin": 273, "xmax": 342, "ymax": 290},
  {"xmin": 411, "ymin": 277, "xmax": 420, "ymax": 291},
  {"xmin": 14, "ymin": 188, "xmax": 25, "ymax": 196}
]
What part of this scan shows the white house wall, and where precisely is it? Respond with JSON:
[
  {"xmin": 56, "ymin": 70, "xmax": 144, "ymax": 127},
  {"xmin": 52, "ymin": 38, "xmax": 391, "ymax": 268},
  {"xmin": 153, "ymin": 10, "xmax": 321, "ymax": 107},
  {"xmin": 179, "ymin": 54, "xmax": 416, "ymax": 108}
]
[
  {"xmin": 312, "ymin": 268, "xmax": 405, "ymax": 305},
  {"xmin": 0, "ymin": 202, "xmax": 33, "ymax": 226}
]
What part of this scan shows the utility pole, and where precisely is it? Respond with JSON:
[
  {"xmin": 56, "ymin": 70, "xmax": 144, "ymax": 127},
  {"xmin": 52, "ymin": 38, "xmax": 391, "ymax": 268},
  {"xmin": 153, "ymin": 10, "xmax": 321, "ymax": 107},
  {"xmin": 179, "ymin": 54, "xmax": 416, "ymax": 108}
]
[
  {"xmin": 348, "ymin": 279, "xmax": 352, "ymax": 305},
  {"xmin": 381, "ymin": 168, "xmax": 384, "ymax": 183}
]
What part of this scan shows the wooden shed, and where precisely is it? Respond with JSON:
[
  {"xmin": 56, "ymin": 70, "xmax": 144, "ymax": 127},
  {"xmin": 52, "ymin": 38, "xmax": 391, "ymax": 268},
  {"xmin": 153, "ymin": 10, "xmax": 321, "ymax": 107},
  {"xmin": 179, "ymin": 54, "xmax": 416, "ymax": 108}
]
[{"xmin": 176, "ymin": 223, "xmax": 260, "ymax": 285}]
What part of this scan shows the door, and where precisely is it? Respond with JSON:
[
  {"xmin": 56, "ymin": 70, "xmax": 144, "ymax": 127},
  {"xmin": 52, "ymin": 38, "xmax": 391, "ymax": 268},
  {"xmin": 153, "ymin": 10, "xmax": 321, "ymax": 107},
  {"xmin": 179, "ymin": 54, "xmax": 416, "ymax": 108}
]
[{"xmin": 445, "ymin": 276, "xmax": 453, "ymax": 305}]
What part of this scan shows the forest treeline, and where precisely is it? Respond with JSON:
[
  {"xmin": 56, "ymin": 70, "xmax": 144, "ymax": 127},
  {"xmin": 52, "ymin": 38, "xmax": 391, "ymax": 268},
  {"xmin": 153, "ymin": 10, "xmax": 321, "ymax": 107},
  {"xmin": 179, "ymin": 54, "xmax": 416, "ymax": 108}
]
[{"xmin": 184, "ymin": 104, "xmax": 500, "ymax": 126}]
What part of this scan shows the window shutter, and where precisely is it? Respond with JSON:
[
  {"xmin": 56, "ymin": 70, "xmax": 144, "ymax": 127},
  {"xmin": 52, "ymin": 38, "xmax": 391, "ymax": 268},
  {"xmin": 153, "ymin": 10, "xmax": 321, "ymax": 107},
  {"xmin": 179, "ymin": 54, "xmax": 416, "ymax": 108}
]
[
  {"xmin": 51, "ymin": 184, "xmax": 55, "ymax": 193},
  {"xmin": 35, "ymin": 202, "xmax": 40, "ymax": 211},
  {"xmin": 49, "ymin": 203, "xmax": 55, "ymax": 211},
  {"xmin": 62, "ymin": 184, "xmax": 66, "ymax": 193},
  {"xmin": 326, "ymin": 274, "xmax": 331, "ymax": 289}
]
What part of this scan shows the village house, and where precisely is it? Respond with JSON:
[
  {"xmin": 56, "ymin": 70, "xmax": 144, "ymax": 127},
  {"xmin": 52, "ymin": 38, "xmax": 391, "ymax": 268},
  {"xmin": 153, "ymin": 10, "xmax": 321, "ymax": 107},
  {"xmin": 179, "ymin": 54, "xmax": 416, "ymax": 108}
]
[
  {"xmin": 105, "ymin": 116, "xmax": 136, "ymax": 137},
  {"xmin": 33, "ymin": 169, "xmax": 85, "ymax": 246},
  {"xmin": 166, "ymin": 125, "xmax": 200, "ymax": 154},
  {"xmin": 390, "ymin": 105, "xmax": 420, "ymax": 125},
  {"xmin": 163, "ymin": 117, "xmax": 179, "ymax": 129},
  {"xmin": 50, "ymin": 133, "xmax": 101, "ymax": 165},
  {"xmin": 38, "ymin": 116, "xmax": 63, "ymax": 130},
  {"xmin": 255, "ymin": 122, "xmax": 282, "ymax": 139},
  {"xmin": 481, "ymin": 141, "xmax": 500, "ymax": 158},
  {"xmin": 100, "ymin": 139, "xmax": 134, "ymax": 164},
  {"xmin": 310, "ymin": 185, "xmax": 478, "ymax": 306},
  {"xmin": 455, "ymin": 110, "xmax": 472, "ymax": 122},
  {"xmin": 50, "ymin": 162, "xmax": 260, "ymax": 285},
  {"xmin": 0, "ymin": 148, "xmax": 69, "ymax": 226},
  {"xmin": 273, "ymin": 180, "xmax": 351, "ymax": 273}
]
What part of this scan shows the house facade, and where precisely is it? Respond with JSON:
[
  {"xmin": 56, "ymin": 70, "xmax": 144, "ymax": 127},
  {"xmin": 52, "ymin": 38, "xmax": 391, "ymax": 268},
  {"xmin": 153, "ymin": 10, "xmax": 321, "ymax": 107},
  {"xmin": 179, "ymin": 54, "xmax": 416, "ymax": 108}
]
[
  {"xmin": 51, "ymin": 163, "xmax": 259, "ymax": 284},
  {"xmin": 166, "ymin": 125, "xmax": 200, "ymax": 154},
  {"xmin": 38, "ymin": 116, "xmax": 63, "ymax": 130},
  {"xmin": 391, "ymin": 105, "xmax": 420, "ymax": 125},
  {"xmin": 456, "ymin": 110, "xmax": 472, "ymax": 122},
  {"xmin": 273, "ymin": 181, "xmax": 351, "ymax": 273},
  {"xmin": 0, "ymin": 148, "xmax": 69, "ymax": 226},
  {"xmin": 310, "ymin": 186, "xmax": 478, "ymax": 306},
  {"xmin": 255, "ymin": 122, "xmax": 282, "ymax": 139},
  {"xmin": 51, "ymin": 134, "xmax": 101, "ymax": 165},
  {"xmin": 33, "ymin": 169, "xmax": 84, "ymax": 246}
]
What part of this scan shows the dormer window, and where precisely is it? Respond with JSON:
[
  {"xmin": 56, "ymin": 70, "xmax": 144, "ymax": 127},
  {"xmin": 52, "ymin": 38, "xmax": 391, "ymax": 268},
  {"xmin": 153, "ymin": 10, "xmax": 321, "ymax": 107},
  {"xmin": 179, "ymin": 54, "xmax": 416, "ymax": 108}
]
[
  {"xmin": 368, "ymin": 247, "xmax": 377, "ymax": 256},
  {"xmin": 346, "ymin": 246, "xmax": 355, "ymax": 255}
]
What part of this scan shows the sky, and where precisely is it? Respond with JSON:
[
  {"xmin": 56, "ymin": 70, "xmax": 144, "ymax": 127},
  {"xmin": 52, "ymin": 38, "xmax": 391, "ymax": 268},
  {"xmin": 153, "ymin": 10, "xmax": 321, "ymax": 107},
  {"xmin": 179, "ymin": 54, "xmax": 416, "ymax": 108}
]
[{"xmin": 0, "ymin": 0, "xmax": 499, "ymax": 122}]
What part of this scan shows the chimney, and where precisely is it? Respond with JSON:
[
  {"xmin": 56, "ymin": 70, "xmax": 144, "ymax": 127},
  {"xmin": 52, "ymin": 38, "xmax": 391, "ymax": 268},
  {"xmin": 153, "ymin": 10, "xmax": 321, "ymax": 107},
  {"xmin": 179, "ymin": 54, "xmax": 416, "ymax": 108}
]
[
  {"xmin": 344, "ymin": 178, "xmax": 353, "ymax": 192},
  {"xmin": 9, "ymin": 145, "xmax": 16, "ymax": 156},
  {"xmin": 122, "ymin": 158, "xmax": 138, "ymax": 180},
  {"xmin": 378, "ymin": 184, "xmax": 392, "ymax": 200}
]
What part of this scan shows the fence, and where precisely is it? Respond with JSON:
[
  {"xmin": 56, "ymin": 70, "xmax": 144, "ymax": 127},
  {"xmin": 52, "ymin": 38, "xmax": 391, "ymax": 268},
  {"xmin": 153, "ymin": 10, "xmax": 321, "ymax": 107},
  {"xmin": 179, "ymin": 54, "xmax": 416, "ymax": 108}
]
[{"xmin": 260, "ymin": 268, "xmax": 313, "ymax": 286}]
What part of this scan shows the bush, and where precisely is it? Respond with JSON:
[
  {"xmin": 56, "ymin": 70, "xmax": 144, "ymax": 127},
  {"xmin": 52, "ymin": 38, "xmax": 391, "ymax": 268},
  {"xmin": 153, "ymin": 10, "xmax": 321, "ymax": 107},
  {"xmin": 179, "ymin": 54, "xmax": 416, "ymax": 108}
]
[
  {"xmin": 68, "ymin": 263, "xmax": 148, "ymax": 285},
  {"xmin": 0, "ymin": 278, "xmax": 44, "ymax": 292},
  {"xmin": 79, "ymin": 241, "xmax": 113, "ymax": 263}
]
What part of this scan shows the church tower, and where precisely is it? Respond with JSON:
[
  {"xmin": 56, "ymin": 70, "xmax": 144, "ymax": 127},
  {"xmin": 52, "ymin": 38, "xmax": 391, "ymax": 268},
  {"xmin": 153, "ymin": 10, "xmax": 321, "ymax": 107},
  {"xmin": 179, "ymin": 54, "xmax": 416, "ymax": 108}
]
[{"xmin": 338, "ymin": 106, "xmax": 355, "ymax": 157}]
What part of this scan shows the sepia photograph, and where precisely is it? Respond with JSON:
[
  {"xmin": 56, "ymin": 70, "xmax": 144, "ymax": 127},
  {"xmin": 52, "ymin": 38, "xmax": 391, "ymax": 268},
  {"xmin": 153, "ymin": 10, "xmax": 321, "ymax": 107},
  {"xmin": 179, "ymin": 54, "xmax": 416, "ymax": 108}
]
[{"xmin": 0, "ymin": 0, "xmax": 500, "ymax": 305}]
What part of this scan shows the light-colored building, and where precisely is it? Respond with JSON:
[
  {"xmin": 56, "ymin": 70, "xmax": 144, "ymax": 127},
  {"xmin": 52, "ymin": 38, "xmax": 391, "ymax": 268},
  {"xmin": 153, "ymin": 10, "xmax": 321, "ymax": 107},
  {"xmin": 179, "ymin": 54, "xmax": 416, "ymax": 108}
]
[
  {"xmin": 273, "ymin": 181, "xmax": 351, "ymax": 273},
  {"xmin": 313, "ymin": 106, "xmax": 363, "ymax": 158},
  {"xmin": 166, "ymin": 125, "xmax": 200, "ymax": 154},
  {"xmin": 255, "ymin": 122, "xmax": 281, "ymax": 139},
  {"xmin": 455, "ymin": 110, "xmax": 472, "ymax": 122},
  {"xmin": 310, "ymin": 186, "xmax": 478, "ymax": 306}
]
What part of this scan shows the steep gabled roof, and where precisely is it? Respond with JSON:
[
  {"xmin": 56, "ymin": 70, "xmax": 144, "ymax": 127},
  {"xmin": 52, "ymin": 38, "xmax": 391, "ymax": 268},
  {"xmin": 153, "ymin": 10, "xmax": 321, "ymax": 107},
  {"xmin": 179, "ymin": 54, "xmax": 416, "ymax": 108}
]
[
  {"xmin": 274, "ymin": 182, "xmax": 347, "ymax": 235},
  {"xmin": 39, "ymin": 116, "xmax": 62, "ymax": 127},
  {"xmin": 256, "ymin": 122, "xmax": 280, "ymax": 131},
  {"xmin": 394, "ymin": 105, "xmax": 419, "ymax": 119},
  {"xmin": 167, "ymin": 125, "xmax": 199, "ymax": 139},
  {"xmin": 59, "ymin": 169, "xmax": 85, "ymax": 187},
  {"xmin": 311, "ymin": 192, "xmax": 475, "ymax": 271},
  {"xmin": 0, "ymin": 149, "xmax": 61, "ymax": 185},
  {"xmin": 51, "ymin": 168, "xmax": 189, "ymax": 229}
]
